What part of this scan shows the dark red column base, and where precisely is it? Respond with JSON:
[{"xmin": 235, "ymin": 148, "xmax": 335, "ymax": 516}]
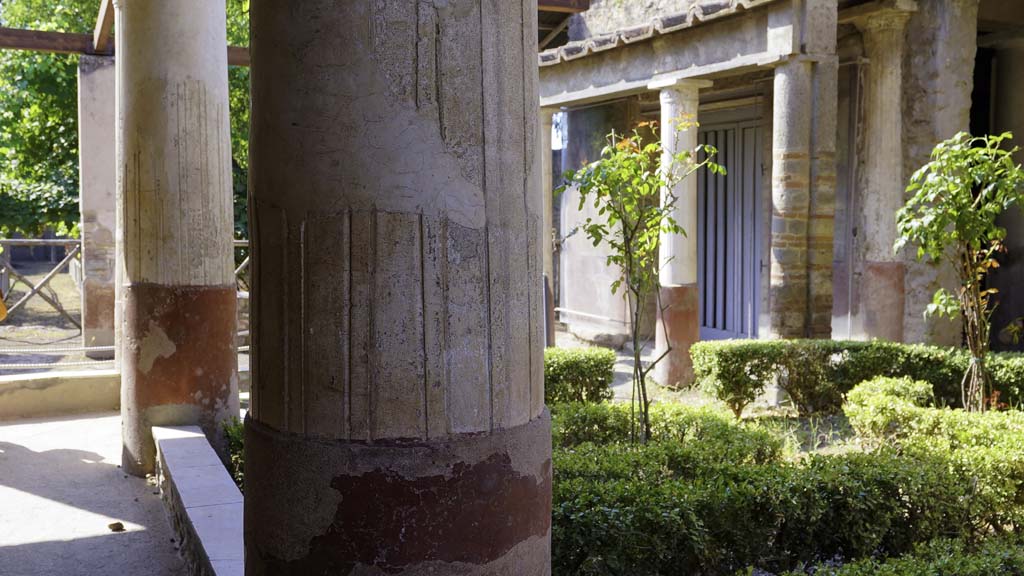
[
  {"xmin": 121, "ymin": 283, "xmax": 238, "ymax": 476},
  {"xmin": 244, "ymin": 412, "xmax": 552, "ymax": 576},
  {"xmin": 655, "ymin": 284, "xmax": 700, "ymax": 389}
]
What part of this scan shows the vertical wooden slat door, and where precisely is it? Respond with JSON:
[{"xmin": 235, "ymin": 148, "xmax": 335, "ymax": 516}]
[{"xmin": 697, "ymin": 121, "xmax": 762, "ymax": 340}]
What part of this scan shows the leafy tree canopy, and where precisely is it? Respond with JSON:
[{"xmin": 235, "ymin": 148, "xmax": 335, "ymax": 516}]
[{"xmin": 0, "ymin": 0, "xmax": 251, "ymax": 237}]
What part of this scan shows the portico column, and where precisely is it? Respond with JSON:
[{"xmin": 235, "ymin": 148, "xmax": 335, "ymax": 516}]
[
  {"xmin": 652, "ymin": 79, "xmax": 710, "ymax": 388},
  {"xmin": 770, "ymin": 59, "xmax": 814, "ymax": 338},
  {"xmin": 245, "ymin": 2, "xmax": 550, "ymax": 575},
  {"xmin": 77, "ymin": 55, "xmax": 116, "ymax": 359},
  {"xmin": 857, "ymin": 6, "xmax": 914, "ymax": 342},
  {"xmin": 541, "ymin": 107, "xmax": 557, "ymax": 345},
  {"xmin": 115, "ymin": 0, "xmax": 239, "ymax": 476}
]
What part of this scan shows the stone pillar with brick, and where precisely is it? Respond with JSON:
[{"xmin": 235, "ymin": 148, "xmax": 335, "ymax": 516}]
[
  {"xmin": 653, "ymin": 79, "xmax": 709, "ymax": 387},
  {"xmin": 856, "ymin": 4, "xmax": 915, "ymax": 342},
  {"xmin": 116, "ymin": 0, "xmax": 239, "ymax": 477},
  {"xmin": 769, "ymin": 58, "xmax": 814, "ymax": 338},
  {"xmin": 244, "ymin": 1, "xmax": 551, "ymax": 574},
  {"xmin": 77, "ymin": 55, "xmax": 117, "ymax": 359}
]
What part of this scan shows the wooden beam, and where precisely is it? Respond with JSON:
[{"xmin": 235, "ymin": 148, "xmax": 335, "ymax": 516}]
[
  {"xmin": 0, "ymin": 27, "xmax": 92, "ymax": 55},
  {"xmin": 92, "ymin": 0, "xmax": 114, "ymax": 54},
  {"xmin": 538, "ymin": 0, "xmax": 589, "ymax": 14},
  {"xmin": 539, "ymin": 16, "xmax": 571, "ymax": 50},
  {"xmin": 0, "ymin": 27, "xmax": 252, "ymax": 67}
]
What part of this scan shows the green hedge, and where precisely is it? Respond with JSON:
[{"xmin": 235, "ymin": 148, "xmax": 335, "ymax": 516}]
[
  {"xmin": 554, "ymin": 448, "xmax": 1008, "ymax": 575},
  {"xmin": 691, "ymin": 339, "xmax": 1024, "ymax": 417},
  {"xmin": 781, "ymin": 534, "xmax": 1024, "ymax": 576},
  {"xmin": 551, "ymin": 402, "xmax": 785, "ymax": 462},
  {"xmin": 545, "ymin": 347, "xmax": 617, "ymax": 404},
  {"xmin": 847, "ymin": 377, "xmax": 1024, "ymax": 449}
]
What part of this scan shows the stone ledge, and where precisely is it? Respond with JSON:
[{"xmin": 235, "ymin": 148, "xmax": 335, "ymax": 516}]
[
  {"xmin": 0, "ymin": 369, "xmax": 119, "ymax": 420},
  {"xmin": 154, "ymin": 426, "xmax": 243, "ymax": 576}
]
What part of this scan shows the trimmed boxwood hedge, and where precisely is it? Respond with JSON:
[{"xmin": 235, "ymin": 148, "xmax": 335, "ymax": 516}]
[
  {"xmin": 780, "ymin": 534, "xmax": 1024, "ymax": 576},
  {"xmin": 545, "ymin": 347, "xmax": 617, "ymax": 404},
  {"xmin": 691, "ymin": 339, "xmax": 1024, "ymax": 417},
  {"xmin": 553, "ymin": 446, "xmax": 1013, "ymax": 575}
]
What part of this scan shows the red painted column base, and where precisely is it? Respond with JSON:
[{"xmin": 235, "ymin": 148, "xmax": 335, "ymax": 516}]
[{"xmin": 655, "ymin": 284, "xmax": 700, "ymax": 389}]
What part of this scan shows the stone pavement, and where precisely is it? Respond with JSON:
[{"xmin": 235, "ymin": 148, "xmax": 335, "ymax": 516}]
[{"xmin": 0, "ymin": 413, "xmax": 186, "ymax": 576}]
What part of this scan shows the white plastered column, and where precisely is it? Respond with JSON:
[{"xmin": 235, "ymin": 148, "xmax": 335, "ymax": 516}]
[{"xmin": 652, "ymin": 78, "xmax": 711, "ymax": 388}]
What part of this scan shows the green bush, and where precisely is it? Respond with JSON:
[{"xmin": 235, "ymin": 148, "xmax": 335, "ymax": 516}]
[
  {"xmin": 781, "ymin": 534, "xmax": 1024, "ymax": 576},
  {"xmin": 847, "ymin": 377, "xmax": 1024, "ymax": 448},
  {"xmin": 692, "ymin": 339, "xmax": 1024, "ymax": 417},
  {"xmin": 553, "ymin": 448, "xmax": 1003, "ymax": 575},
  {"xmin": 223, "ymin": 418, "xmax": 245, "ymax": 491},
  {"xmin": 552, "ymin": 402, "xmax": 785, "ymax": 462},
  {"xmin": 545, "ymin": 347, "xmax": 617, "ymax": 404},
  {"xmin": 845, "ymin": 377, "xmax": 934, "ymax": 441}
]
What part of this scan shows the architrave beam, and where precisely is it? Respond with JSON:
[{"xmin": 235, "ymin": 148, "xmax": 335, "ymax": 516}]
[
  {"xmin": 0, "ymin": 27, "xmax": 251, "ymax": 66},
  {"xmin": 538, "ymin": 0, "xmax": 589, "ymax": 14},
  {"xmin": 93, "ymin": 0, "xmax": 114, "ymax": 54}
]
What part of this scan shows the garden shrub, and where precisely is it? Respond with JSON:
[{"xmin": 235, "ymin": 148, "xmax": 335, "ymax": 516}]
[
  {"xmin": 846, "ymin": 376, "xmax": 1024, "ymax": 447},
  {"xmin": 223, "ymin": 418, "xmax": 245, "ymax": 491},
  {"xmin": 780, "ymin": 533, "xmax": 1024, "ymax": 576},
  {"xmin": 544, "ymin": 347, "xmax": 617, "ymax": 404},
  {"xmin": 553, "ymin": 447, "xmax": 1004, "ymax": 575},
  {"xmin": 551, "ymin": 401, "xmax": 785, "ymax": 462},
  {"xmin": 692, "ymin": 339, "xmax": 1024, "ymax": 417}
]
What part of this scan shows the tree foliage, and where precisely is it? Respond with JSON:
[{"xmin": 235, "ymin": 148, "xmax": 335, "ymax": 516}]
[
  {"xmin": 0, "ymin": 0, "xmax": 99, "ymax": 236},
  {"xmin": 560, "ymin": 122, "xmax": 722, "ymax": 441},
  {"xmin": 896, "ymin": 131, "xmax": 1024, "ymax": 411},
  {"xmin": 0, "ymin": 0, "xmax": 252, "ymax": 237}
]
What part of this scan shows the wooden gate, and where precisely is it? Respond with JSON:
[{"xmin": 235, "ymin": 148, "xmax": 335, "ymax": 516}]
[{"xmin": 697, "ymin": 120, "xmax": 763, "ymax": 340}]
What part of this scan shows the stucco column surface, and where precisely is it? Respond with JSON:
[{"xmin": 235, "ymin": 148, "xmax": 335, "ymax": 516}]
[
  {"xmin": 857, "ymin": 8, "xmax": 913, "ymax": 342},
  {"xmin": 115, "ymin": 0, "xmax": 239, "ymax": 476},
  {"xmin": 653, "ymin": 79, "xmax": 709, "ymax": 388},
  {"xmin": 77, "ymin": 55, "xmax": 117, "ymax": 359},
  {"xmin": 245, "ymin": 1, "xmax": 550, "ymax": 574}
]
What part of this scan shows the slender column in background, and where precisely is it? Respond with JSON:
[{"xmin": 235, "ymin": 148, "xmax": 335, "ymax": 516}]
[
  {"xmin": 77, "ymin": 55, "xmax": 117, "ymax": 359},
  {"xmin": 653, "ymin": 79, "xmax": 709, "ymax": 387},
  {"xmin": 244, "ymin": 1, "xmax": 550, "ymax": 574},
  {"xmin": 115, "ymin": 0, "xmax": 238, "ymax": 476},
  {"xmin": 541, "ymin": 107, "xmax": 557, "ymax": 346},
  {"xmin": 856, "ymin": 7, "xmax": 914, "ymax": 341}
]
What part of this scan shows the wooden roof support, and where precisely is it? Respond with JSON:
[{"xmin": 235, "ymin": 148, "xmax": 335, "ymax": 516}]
[
  {"xmin": 0, "ymin": 26, "xmax": 251, "ymax": 66},
  {"xmin": 93, "ymin": 0, "xmax": 114, "ymax": 54},
  {"xmin": 0, "ymin": 27, "xmax": 92, "ymax": 54},
  {"xmin": 538, "ymin": 0, "xmax": 590, "ymax": 14},
  {"xmin": 539, "ymin": 16, "xmax": 571, "ymax": 50}
]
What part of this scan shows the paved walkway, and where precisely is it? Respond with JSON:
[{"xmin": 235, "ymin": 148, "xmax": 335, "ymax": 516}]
[{"xmin": 0, "ymin": 413, "xmax": 186, "ymax": 576}]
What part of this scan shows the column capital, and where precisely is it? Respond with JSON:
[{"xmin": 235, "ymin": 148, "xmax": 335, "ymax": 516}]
[
  {"xmin": 649, "ymin": 77, "xmax": 712, "ymax": 93},
  {"xmin": 854, "ymin": 1, "xmax": 916, "ymax": 35}
]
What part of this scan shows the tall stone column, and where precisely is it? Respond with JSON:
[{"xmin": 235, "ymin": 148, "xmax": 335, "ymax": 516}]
[
  {"xmin": 808, "ymin": 57, "xmax": 838, "ymax": 339},
  {"xmin": 856, "ymin": 7, "xmax": 913, "ymax": 342},
  {"xmin": 77, "ymin": 55, "xmax": 117, "ymax": 359},
  {"xmin": 769, "ymin": 59, "xmax": 814, "ymax": 338},
  {"xmin": 245, "ymin": 2, "xmax": 550, "ymax": 575},
  {"xmin": 653, "ymin": 79, "xmax": 709, "ymax": 387},
  {"xmin": 115, "ymin": 0, "xmax": 238, "ymax": 476}
]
